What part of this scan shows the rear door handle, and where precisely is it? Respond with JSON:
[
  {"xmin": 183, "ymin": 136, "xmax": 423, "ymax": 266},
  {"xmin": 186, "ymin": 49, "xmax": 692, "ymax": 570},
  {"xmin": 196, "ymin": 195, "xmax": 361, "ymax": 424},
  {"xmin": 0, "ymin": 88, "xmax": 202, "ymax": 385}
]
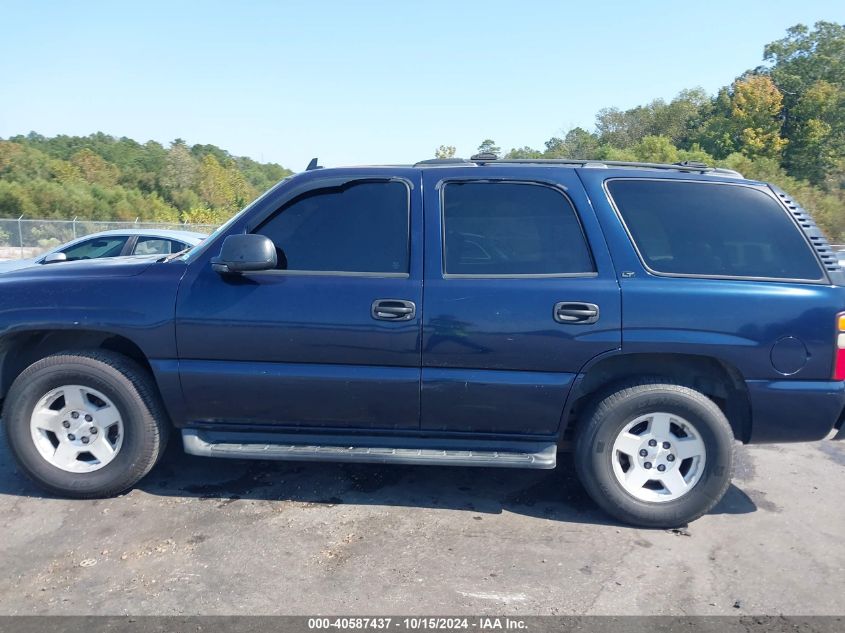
[
  {"xmin": 554, "ymin": 302, "xmax": 600, "ymax": 325},
  {"xmin": 372, "ymin": 299, "xmax": 416, "ymax": 321}
]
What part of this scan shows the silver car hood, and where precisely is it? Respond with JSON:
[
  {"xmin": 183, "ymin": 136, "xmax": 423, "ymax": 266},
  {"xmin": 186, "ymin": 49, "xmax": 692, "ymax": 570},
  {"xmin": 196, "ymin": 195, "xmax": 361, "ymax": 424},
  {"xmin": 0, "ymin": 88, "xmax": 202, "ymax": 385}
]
[
  {"xmin": 0, "ymin": 257, "xmax": 40, "ymax": 273},
  {"xmin": 0, "ymin": 254, "xmax": 162, "ymax": 279}
]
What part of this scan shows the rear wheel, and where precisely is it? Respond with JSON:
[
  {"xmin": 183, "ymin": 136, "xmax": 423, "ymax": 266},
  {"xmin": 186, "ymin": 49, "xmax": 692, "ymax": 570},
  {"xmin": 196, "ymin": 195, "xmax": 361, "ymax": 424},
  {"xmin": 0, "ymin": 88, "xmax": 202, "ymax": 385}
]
[
  {"xmin": 2, "ymin": 350, "xmax": 169, "ymax": 498},
  {"xmin": 574, "ymin": 380, "xmax": 734, "ymax": 528}
]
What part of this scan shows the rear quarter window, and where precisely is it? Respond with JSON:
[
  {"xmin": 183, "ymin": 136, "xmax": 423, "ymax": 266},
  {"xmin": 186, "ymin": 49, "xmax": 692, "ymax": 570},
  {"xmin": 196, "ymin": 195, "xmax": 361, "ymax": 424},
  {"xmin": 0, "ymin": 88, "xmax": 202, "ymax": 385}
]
[{"xmin": 606, "ymin": 179, "xmax": 824, "ymax": 281}]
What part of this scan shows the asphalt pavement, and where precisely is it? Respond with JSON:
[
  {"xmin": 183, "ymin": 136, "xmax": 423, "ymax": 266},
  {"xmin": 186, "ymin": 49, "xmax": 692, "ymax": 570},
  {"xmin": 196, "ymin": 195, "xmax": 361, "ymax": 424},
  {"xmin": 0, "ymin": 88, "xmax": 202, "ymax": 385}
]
[{"xmin": 0, "ymin": 433, "xmax": 842, "ymax": 615}]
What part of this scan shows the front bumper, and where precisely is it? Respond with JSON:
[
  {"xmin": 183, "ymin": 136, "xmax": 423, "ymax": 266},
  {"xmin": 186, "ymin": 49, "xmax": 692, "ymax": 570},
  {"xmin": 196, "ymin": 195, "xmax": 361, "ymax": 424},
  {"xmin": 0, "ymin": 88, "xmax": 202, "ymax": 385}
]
[{"xmin": 746, "ymin": 379, "xmax": 845, "ymax": 444}]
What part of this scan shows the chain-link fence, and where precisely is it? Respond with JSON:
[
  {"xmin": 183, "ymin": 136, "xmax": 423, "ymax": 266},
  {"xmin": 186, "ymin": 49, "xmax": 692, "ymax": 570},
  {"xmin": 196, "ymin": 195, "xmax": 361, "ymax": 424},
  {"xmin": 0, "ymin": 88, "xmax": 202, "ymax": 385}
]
[{"xmin": 0, "ymin": 218, "xmax": 219, "ymax": 260}]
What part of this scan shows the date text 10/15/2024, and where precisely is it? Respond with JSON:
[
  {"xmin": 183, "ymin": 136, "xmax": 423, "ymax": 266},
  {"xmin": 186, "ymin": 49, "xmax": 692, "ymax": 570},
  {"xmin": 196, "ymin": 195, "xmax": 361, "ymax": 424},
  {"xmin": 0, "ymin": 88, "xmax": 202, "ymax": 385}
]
[{"xmin": 307, "ymin": 618, "xmax": 528, "ymax": 631}]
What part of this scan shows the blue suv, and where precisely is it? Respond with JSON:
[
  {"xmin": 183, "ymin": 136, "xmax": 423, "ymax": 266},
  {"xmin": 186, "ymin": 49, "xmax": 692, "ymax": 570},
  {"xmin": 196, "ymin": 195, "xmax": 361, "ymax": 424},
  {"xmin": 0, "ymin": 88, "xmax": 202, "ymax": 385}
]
[{"xmin": 2, "ymin": 156, "xmax": 843, "ymax": 527}]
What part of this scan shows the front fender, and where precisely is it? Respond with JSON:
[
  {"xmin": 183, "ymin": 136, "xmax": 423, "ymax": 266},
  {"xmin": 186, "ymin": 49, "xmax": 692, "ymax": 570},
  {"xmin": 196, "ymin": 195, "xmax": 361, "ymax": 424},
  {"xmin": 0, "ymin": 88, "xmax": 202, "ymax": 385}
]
[{"xmin": 0, "ymin": 263, "xmax": 184, "ymax": 414}]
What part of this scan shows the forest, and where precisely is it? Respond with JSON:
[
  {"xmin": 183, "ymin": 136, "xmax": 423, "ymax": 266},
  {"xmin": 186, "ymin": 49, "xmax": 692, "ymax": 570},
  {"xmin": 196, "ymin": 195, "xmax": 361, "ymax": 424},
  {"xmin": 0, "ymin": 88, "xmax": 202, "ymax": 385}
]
[
  {"xmin": 0, "ymin": 134, "xmax": 292, "ymax": 227},
  {"xmin": 1, "ymin": 22, "xmax": 843, "ymax": 238}
]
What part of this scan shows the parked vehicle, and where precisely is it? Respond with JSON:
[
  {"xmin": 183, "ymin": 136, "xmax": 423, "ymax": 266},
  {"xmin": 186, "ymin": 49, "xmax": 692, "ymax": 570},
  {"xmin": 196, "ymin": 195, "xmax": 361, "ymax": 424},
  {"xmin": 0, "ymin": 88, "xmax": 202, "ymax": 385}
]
[
  {"xmin": 1, "ymin": 156, "xmax": 843, "ymax": 527},
  {"xmin": 0, "ymin": 229, "xmax": 206, "ymax": 273}
]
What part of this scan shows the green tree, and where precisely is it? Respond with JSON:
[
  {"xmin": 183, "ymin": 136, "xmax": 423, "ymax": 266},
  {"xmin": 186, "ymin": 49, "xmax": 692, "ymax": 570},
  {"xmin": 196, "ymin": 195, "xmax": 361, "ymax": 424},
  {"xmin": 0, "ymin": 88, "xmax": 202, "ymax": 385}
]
[
  {"xmin": 596, "ymin": 90, "xmax": 711, "ymax": 150},
  {"xmin": 544, "ymin": 127, "xmax": 601, "ymax": 158},
  {"xmin": 764, "ymin": 22, "xmax": 845, "ymax": 101},
  {"xmin": 197, "ymin": 155, "xmax": 234, "ymax": 209},
  {"xmin": 764, "ymin": 22, "xmax": 845, "ymax": 182},
  {"xmin": 476, "ymin": 139, "xmax": 500, "ymax": 155},
  {"xmin": 655, "ymin": 88, "xmax": 711, "ymax": 147},
  {"xmin": 70, "ymin": 148, "xmax": 119, "ymax": 186},
  {"xmin": 630, "ymin": 136, "xmax": 680, "ymax": 163},
  {"xmin": 787, "ymin": 80, "xmax": 845, "ymax": 183},
  {"xmin": 694, "ymin": 87, "xmax": 738, "ymax": 158},
  {"xmin": 731, "ymin": 74, "xmax": 788, "ymax": 159},
  {"xmin": 0, "ymin": 180, "xmax": 36, "ymax": 217},
  {"xmin": 160, "ymin": 140, "xmax": 198, "ymax": 195},
  {"xmin": 504, "ymin": 146, "xmax": 543, "ymax": 159},
  {"xmin": 596, "ymin": 106, "xmax": 648, "ymax": 148},
  {"xmin": 197, "ymin": 155, "xmax": 255, "ymax": 212},
  {"xmin": 435, "ymin": 145, "xmax": 456, "ymax": 159},
  {"xmin": 181, "ymin": 205, "xmax": 230, "ymax": 225}
]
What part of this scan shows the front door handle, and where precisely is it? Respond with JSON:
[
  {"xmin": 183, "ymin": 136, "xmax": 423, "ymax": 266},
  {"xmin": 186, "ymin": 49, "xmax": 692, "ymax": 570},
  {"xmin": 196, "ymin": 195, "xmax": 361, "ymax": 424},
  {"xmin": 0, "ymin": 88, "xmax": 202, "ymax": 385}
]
[
  {"xmin": 372, "ymin": 299, "xmax": 416, "ymax": 321},
  {"xmin": 554, "ymin": 302, "xmax": 600, "ymax": 325}
]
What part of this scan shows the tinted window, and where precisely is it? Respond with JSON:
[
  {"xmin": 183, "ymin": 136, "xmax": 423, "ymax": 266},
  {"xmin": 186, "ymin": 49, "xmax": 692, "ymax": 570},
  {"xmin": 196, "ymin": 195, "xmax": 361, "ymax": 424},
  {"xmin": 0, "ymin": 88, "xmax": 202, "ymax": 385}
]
[
  {"xmin": 257, "ymin": 181, "xmax": 409, "ymax": 273},
  {"xmin": 442, "ymin": 182, "xmax": 594, "ymax": 275},
  {"xmin": 133, "ymin": 237, "xmax": 186, "ymax": 255},
  {"xmin": 608, "ymin": 180, "xmax": 823, "ymax": 280},
  {"xmin": 61, "ymin": 236, "xmax": 128, "ymax": 261}
]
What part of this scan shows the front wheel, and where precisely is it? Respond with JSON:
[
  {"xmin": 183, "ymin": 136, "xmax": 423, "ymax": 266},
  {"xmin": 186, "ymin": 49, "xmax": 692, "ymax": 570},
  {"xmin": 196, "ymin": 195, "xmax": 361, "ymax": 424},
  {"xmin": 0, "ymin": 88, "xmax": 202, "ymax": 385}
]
[
  {"xmin": 574, "ymin": 380, "xmax": 734, "ymax": 528},
  {"xmin": 2, "ymin": 350, "xmax": 169, "ymax": 498}
]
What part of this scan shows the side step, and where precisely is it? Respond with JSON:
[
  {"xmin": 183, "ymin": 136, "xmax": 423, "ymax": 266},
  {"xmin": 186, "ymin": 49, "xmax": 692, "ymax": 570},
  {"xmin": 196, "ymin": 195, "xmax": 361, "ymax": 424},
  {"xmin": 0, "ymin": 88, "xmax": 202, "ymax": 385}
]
[{"xmin": 182, "ymin": 429, "xmax": 557, "ymax": 470}]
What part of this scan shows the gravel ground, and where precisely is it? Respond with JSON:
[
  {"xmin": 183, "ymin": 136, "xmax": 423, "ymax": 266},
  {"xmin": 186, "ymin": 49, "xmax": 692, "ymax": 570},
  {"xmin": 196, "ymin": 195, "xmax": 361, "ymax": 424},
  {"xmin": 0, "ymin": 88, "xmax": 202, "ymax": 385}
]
[{"xmin": 0, "ymin": 434, "xmax": 842, "ymax": 616}]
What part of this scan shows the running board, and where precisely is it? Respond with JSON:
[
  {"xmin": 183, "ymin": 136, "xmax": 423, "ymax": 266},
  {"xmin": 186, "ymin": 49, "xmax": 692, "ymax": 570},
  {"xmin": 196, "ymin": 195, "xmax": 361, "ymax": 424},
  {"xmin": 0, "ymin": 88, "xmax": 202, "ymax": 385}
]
[{"xmin": 182, "ymin": 429, "xmax": 557, "ymax": 469}]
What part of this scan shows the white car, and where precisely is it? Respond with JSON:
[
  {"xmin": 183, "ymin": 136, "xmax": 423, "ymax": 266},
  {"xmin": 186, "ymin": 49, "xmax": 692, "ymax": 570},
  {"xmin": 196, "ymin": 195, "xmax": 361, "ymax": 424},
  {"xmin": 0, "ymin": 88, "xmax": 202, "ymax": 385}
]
[{"xmin": 0, "ymin": 229, "xmax": 206, "ymax": 273}]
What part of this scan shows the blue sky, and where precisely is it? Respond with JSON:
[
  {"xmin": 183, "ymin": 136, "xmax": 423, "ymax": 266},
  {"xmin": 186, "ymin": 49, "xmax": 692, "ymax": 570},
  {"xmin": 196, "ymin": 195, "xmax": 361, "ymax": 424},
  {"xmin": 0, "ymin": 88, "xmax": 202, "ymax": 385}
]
[{"xmin": 1, "ymin": 1, "xmax": 842, "ymax": 169}]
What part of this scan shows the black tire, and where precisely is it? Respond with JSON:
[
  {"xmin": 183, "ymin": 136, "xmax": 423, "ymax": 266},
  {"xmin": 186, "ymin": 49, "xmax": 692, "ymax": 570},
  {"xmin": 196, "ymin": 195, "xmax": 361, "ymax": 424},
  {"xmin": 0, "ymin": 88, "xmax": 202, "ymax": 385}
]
[
  {"xmin": 574, "ymin": 379, "xmax": 734, "ymax": 528},
  {"xmin": 2, "ymin": 350, "xmax": 170, "ymax": 498}
]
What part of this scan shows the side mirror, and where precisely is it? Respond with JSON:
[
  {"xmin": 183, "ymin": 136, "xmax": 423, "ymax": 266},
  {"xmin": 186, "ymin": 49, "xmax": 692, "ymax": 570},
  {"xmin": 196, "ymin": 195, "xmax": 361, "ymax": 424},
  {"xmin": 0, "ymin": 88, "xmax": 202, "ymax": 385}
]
[
  {"xmin": 211, "ymin": 234, "xmax": 277, "ymax": 274},
  {"xmin": 43, "ymin": 252, "xmax": 68, "ymax": 264}
]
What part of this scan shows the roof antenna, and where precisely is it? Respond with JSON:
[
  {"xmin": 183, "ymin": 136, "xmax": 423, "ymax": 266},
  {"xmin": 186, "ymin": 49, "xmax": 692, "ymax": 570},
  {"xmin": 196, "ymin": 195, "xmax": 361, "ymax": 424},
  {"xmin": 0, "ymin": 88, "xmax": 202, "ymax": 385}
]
[{"xmin": 306, "ymin": 157, "xmax": 321, "ymax": 171}]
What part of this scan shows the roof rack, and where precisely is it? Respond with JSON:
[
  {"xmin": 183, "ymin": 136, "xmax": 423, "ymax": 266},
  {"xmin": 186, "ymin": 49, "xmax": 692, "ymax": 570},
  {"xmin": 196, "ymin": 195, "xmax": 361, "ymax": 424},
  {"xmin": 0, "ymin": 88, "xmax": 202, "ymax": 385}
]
[
  {"xmin": 409, "ymin": 156, "xmax": 744, "ymax": 179},
  {"xmin": 493, "ymin": 158, "xmax": 744, "ymax": 178}
]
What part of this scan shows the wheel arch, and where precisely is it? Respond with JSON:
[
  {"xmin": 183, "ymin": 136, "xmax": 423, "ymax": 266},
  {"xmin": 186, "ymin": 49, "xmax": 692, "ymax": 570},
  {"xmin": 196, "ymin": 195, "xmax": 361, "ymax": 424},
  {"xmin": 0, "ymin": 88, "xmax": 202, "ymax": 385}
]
[
  {"xmin": 562, "ymin": 352, "xmax": 751, "ymax": 444},
  {"xmin": 0, "ymin": 329, "xmax": 154, "ymax": 404}
]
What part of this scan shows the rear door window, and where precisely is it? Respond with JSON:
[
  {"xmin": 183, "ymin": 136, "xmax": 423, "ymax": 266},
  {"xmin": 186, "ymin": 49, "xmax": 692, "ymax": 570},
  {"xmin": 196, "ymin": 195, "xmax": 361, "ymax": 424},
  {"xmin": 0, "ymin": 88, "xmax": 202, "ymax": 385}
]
[
  {"xmin": 441, "ymin": 181, "xmax": 594, "ymax": 276},
  {"xmin": 133, "ymin": 237, "xmax": 186, "ymax": 255},
  {"xmin": 607, "ymin": 180, "xmax": 824, "ymax": 281}
]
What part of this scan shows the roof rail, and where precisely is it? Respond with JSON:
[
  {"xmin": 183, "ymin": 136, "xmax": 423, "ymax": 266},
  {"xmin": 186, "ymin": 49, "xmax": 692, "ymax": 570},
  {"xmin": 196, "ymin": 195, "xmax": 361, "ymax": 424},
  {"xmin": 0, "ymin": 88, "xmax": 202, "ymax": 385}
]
[{"xmin": 494, "ymin": 158, "xmax": 744, "ymax": 179}]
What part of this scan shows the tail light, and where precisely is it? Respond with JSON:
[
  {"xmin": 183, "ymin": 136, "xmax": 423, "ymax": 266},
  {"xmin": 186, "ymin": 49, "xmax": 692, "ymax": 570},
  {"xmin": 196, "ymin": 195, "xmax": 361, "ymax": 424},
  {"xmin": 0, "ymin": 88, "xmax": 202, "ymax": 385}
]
[{"xmin": 834, "ymin": 312, "xmax": 845, "ymax": 380}]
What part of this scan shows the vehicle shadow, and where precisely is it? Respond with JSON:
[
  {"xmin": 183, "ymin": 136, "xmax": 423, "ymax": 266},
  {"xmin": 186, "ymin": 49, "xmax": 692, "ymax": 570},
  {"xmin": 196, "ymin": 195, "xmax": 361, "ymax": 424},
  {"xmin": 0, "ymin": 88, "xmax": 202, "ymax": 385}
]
[{"xmin": 0, "ymin": 436, "xmax": 757, "ymax": 527}]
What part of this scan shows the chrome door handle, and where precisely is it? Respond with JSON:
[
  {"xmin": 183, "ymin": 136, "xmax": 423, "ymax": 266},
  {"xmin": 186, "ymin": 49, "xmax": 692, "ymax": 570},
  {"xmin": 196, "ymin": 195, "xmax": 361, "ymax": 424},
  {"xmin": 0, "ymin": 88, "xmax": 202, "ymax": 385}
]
[
  {"xmin": 372, "ymin": 299, "xmax": 416, "ymax": 321},
  {"xmin": 554, "ymin": 302, "xmax": 600, "ymax": 324}
]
